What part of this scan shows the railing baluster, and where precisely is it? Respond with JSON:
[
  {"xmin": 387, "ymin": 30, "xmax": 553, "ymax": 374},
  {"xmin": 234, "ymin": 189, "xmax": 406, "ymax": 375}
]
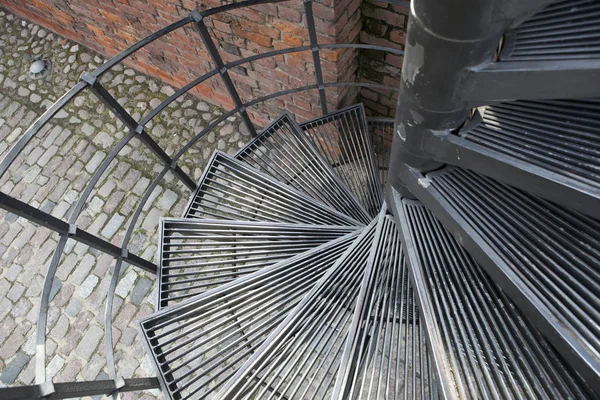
[
  {"xmin": 79, "ymin": 72, "xmax": 196, "ymax": 190},
  {"xmin": 304, "ymin": 0, "xmax": 328, "ymax": 114},
  {"xmin": 191, "ymin": 10, "xmax": 258, "ymax": 137}
]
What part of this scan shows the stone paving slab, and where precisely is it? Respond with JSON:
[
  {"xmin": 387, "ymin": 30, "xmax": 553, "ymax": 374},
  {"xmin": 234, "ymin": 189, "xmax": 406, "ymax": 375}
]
[{"xmin": 0, "ymin": 8, "xmax": 251, "ymax": 399}]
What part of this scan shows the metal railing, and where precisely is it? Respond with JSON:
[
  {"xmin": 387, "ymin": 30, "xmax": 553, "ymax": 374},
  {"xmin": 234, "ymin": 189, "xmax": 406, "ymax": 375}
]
[{"xmin": 0, "ymin": 0, "xmax": 406, "ymax": 398}]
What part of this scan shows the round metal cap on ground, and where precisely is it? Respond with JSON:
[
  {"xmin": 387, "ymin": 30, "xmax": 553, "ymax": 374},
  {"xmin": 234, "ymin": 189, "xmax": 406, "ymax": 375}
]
[{"xmin": 29, "ymin": 59, "xmax": 51, "ymax": 79}]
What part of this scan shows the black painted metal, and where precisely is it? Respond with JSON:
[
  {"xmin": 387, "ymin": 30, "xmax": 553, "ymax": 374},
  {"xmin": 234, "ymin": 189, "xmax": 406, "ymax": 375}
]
[
  {"xmin": 4, "ymin": 0, "xmax": 599, "ymax": 397},
  {"xmin": 367, "ymin": 117, "xmax": 394, "ymax": 188},
  {"xmin": 417, "ymin": 99, "xmax": 600, "ymax": 219},
  {"xmin": 80, "ymin": 72, "xmax": 196, "ymax": 190},
  {"xmin": 304, "ymin": 0, "xmax": 328, "ymax": 115},
  {"xmin": 394, "ymin": 194, "xmax": 593, "ymax": 399},
  {"xmin": 0, "ymin": 193, "xmax": 156, "ymax": 273},
  {"xmin": 0, "ymin": 378, "xmax": 160, "ymax": 400},
  {"xmin": 0, "ymin": 0, "xmax": 408, "ymax": 397},
  {"xmin": 500, "ymin": 0, "xmax": 600, "ymax": 61},
  {"xmin": 235, "ymin": 112, "xmax": 371, "ymax": 223},
  {"xmin": 157, "ymin": 218, "xmax": 356, "ymax": 308},
  {"xmin": 301, "ymin": 104, "xmax": 384, "ymax": 216},
  {"xmin": 139, "ymin": 231, "xmax": 361, "ymax": 400},
  {"xmin": 0, "ymin": 1, "xmax": 408, "ymax": 395},
  {"xmin": 387, "ymin": 0, "xmax": 600, "ymax": 398},
  {"xmin": 191, "ymin": 10, "xmax": 257, "ymax": 137},
  {"xmin": 216, "ymin": 219, "xmax": 378, "ymax": 399},
  {"xmin": 183, "ymin": 151, "xmax": 363, "ymax": 226},
  {"xmin": 400, "ymin": 165, "xmax": 600, "ymax": 394},
  {"xmin": 333, "ymin": 211, "xmax": 432, "ymax": 400}
]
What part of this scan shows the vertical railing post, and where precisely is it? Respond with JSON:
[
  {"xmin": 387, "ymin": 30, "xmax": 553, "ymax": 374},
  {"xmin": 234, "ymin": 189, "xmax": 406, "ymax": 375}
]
[
  {"xmin": 191, "ymin": 10, "xmax": 258, "ymax": 136},
  {"xmin": 303, "ymin": 0, "xmax": 328, "ymax": 115}
]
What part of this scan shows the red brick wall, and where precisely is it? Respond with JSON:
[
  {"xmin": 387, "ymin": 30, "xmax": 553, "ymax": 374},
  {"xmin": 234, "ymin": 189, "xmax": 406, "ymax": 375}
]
[
  {"xmin": 358, "ymin": 0, "xmax": 408, "ymax": 117},
  {"xmin": 1, "ymin": 0, "xmax": 363, "ymax": 125}
]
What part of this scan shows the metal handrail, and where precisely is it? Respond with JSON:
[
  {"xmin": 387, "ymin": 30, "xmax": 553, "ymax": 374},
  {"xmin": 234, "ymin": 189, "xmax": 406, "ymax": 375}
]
[{"xmin": 0, "ymin": 0, "xmax": 405, "ymax": 398}]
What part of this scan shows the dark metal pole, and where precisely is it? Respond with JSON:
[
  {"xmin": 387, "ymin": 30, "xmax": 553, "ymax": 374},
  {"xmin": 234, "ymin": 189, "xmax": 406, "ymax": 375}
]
[
  {"xmin": 191, "ymin": 10, "xmax": 258, "ymax": 137},
  {"xmin": 386, "ymin": 0, "xmax": 504, "ymax": 201},
  {"xmin": 0, "ymin": 192, "xmax": 156, "ymax": 273},
  {"xmin": 386, "ymin": 0, "xmax": 556, "ymax": 201},
  {"xmin": 303, "ymin": 0, "xmax": 328, "ymax": 115},
  {"xmin": 79, "ymin": 72, "xmax": 196, "ymax": 190}
]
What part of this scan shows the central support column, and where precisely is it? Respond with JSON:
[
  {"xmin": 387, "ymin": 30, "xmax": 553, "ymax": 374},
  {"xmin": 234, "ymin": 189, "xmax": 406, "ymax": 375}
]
[{"xmin": 386, "ymin": 0, "xmax": 514, "ymax": 202}]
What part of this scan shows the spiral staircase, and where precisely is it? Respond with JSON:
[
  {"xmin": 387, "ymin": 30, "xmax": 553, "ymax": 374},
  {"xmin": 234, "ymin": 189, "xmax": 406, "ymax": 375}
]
[{"xmin": 2, "ymin": 0, "xmax": 600, "ymax": 399}]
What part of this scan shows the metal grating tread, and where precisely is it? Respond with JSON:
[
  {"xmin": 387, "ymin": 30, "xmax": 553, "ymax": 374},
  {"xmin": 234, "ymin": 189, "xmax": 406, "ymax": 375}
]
[
  {"xmin": 367, "ymin": 117, "xmax": 394, "ymax": 189},
  {"xmin": 403, "ymin": 165, "xmax": 600, "ymax": 394},
  {"xmin": 301, "ymin": 104, "xmax": 384, "ymax": 217},
  {"xmin": 157, "ymin": 218, "xmax": 358, "ymax": 309},
  {"xmin": 464, "ymin": 99, "xmax": 600, "ymax": 190},
  {"xmin": 216, "ymin": 218, "xmax": 379, "ymax": 399},
  {"xmin": 336, "ymin": 214, "xmax": 434, "ymax": 400},
  {"xmin": 397, "ymin": 197, "xmax": 593, "ymax": 399},
  {"xmin": 502, "ymin": 0, "xmax": 600, "ymax": 61},
  {"xmin": 183, "ymin": 151, "xmax": 363, "ymax": 227},
  {"xmin": 236, "ymin": 112, "xmax": 371, "ymax": 224},
  {"xmin": 139, "ymin": 230, "xmax": 362, "ymax": 400}
]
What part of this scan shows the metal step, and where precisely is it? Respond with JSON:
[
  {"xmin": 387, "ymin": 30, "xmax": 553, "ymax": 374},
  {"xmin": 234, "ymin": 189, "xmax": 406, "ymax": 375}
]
[
  {"xmin": 465, "ymin": 1, "xmax": 600, "ymax": 103},
  {"xmin": 334, "ymin": 213, "xmax": 434, "ymax": 400},
  {"xmin": 236, "ymin": 112, "xmax": 371, "ymax": 224},
  {"xmin": 183, "ymin": 151, "xmax": 363, "ymax": 227},
  {"xmin": 139, "ymin": 230, "xmax": 362, "ymax": 400},
  {"xmin": 426, "ymin": 98, "xmax": 600, "ymax": 219},
  {"xmin": 393, "ymin": 194, "xmax": 594, "ymax": 399},
  {"xmin": 157, "ymin": 218, "xmax": 358, "ymax": 309},
  {"xmin": 400, "ymin": 165, "xmax": 600, "ymax": 394},
  {"xmin": 502, "ymin": 0, "xmax": 600, "ymax": 62},
  {"xmin": 215, "ymin": 218, "xmax": 379, "ymax": 399},
  {"xmin": 367, "ymin": 117, "xmax": 394, "ymax": 189},
  {"xmin": 301, "ymin": 104, "xmax": 384, "ymax": 217}
]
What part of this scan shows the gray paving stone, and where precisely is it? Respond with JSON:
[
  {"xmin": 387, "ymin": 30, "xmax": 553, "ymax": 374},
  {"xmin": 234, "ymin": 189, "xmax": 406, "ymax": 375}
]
[
  {"xmin": 130, "ymin": 278, "xmax": 152, "ymax": 305},
  {"xmin": 65, "ymin": 298, "xmax": 82, "ymax": 317},
  {"xmin": 6, "ymin": 282, "xmax": 25, "ymax": 302},
  {"xmin": 76, "ymin": 275, "xmax": 99, "ymax": 299},
  {"xmin": 46, "ymin": 354, "xmax": 65, "ymax": 381},
  {"xmin": 50, "ymin": 315, "xmax": 69, "ymax": 340},
  {"xmin": 116, "ymin": 270, "xmax": 137, "ymax": 298},
  {"xmin": 81, "ymin": 353, "xmax": 105, "ymax": 381},
  {"xmin": 75, "ymin": 325, "xmax": 103, "ymax": 360},
  {"xmin": 0, "ymin": 352, "xmax": 29, "ymax": 384},
  {"xmin": 101, "ymin": 213, "xmax": 125, "ymax": 238},
  {"xmin": 158, "ymin": 189, "xmax": 178, "ymax": 210},
  {"xmin": 85, "ymin": 151, "xmax": 106, "ymax": 173}
]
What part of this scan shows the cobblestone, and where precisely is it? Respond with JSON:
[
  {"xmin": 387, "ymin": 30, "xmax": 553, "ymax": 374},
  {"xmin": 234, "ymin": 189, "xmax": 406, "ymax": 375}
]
[{"xmin": 0, "ymin": 8, "xmax": 248, "ymax": 397}]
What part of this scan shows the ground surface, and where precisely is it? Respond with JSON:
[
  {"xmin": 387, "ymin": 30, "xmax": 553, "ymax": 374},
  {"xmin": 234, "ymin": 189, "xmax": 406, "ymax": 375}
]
[{"xmin": 0, "ymin": 8, "xmax": 249, "ymax": 399}]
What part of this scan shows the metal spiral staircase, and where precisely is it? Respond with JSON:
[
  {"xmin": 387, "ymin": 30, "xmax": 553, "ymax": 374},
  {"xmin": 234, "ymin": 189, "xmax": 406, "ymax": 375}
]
[{"xmin": 1, "ymin": 0, "xmax": 600, "ymax": 399}]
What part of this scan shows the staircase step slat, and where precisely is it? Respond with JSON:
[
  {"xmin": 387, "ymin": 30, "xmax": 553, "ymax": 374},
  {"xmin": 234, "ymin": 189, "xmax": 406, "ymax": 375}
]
[
  {"xmin": 139, "ymin": 230, "xmax": 361, "ymax": 400},
  {"xmin": 394, "ymin": 194, "xmax": 594, "ymax": 399},
  {"xmin": 183, "ymin": 151, "xmax": 364, "ymax": 227},
  {"xmin": 236, "ymin": 112, "xmax": 371, "ymax": 224},
  {"xmin": 334, "ymin": 214, "xmax": 434, "ymax": 400},
  {"xmin": 427, "ymin": 98, "xmax": 600, "ymax": 219},
  {"xmin": 216, "ymin": 218, "xmax": 379, "ymax": 399},
  {"xmin": 157, "ymin": 218, "xmax": 357, "ymax": 309},
  {"xmin": 301, "ymin": 104, "xmax": 384, "ymax": 217},
  {"xmin": 401, "ymin": 166, "xmax": 600, "ymax": 395},
  {"xmin": 503, "ymin": 0, "xmax": 600, "ymax": 61}
]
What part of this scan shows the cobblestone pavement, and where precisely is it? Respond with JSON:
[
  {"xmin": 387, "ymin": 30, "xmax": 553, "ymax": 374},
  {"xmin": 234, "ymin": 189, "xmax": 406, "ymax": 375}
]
[{"xmin": 0, "ymin": 8, "xmax": 250, "ymax": 399}]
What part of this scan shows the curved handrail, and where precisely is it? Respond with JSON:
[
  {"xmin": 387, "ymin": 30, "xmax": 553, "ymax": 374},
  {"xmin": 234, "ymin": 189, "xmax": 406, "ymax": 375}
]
[{"xmin": 0, "ymin": 1, "xmax": 404, "ymax": 397}]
